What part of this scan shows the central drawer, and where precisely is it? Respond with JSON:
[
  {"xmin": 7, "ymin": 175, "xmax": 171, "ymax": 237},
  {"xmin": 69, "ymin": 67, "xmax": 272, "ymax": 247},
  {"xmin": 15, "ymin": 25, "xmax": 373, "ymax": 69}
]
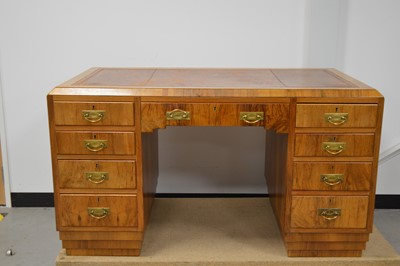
[
  {"xmin": 56, "ymin": 132, "xmax": 135, "ymax": 155},
  {"xmin": 141, "ymin": 103, "xmax": 267, "ymax": 128},
  {"xmin": 58, "ymin": 160, "xmax": 136, "ymax": 189},
  {"xmin": 59, "ymin": 195, "xmax": 138, "ymax": 227},
  {"xmin": 141, "ymin": 102, "xmax": 290, "ymax": 132}
]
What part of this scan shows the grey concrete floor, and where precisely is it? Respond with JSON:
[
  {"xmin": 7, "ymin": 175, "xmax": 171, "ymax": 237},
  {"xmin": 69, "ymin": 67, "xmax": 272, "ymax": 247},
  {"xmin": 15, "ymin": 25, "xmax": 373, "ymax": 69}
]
[{"xmin": 0, "ymin": 207, "xmax": 399, "ymax": 266}]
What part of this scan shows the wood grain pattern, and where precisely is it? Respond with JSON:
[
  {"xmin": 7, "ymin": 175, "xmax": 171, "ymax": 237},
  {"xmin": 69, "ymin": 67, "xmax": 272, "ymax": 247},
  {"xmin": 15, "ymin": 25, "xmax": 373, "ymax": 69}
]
[
  {"xmin": 141, "ymin": 130, "xmax": 159, "ymax": 229},
  {"xmin": 141, "ymin": 103, "xmax": 289, "ymax": 133},
  {"xmin": 141, "ymin": 103, "xmax": 212, "ymax": 132},
  {"xmin": 216, "ymin": 103, "xmax": 290, "ymax": 133},
  {"xmin": 59, "ymin": 194, "xmax": 138, "ymax": 227},
  {"xmin": 265, "ymin": 130, "xmax": 289, "ymax": 233},
  {"xmin": 284, "ymin": 232, "xmax": 369, "ymax": 242},
  {"xmin": 62, "ymin": 240, "xmax": 142, "ymax": 249},
  {"xmin": 296, "ymin": 104, "xmax": 378, "ymax": 128},
  {"xmin": 66, "ymin": 249, "xmax": 140, "ymax": 256},
  {"xmin": 53, "ymin": 101, "xmax": 134, "ymax": 126},
  {"xmin": 292, "ymin": 162, "xmax": 372, "ymax": 191},
  {"xmin": 58, "ymin": 160, "xmax": 136, "ymax": 189},
  {"xmin": 290, "ymin": 196, "xmax": 369, "ymax": 229},
  {"xmin": 59, "ymin": 231, "xmax": 143, "ymax": 241},
  {"xmin": 286, "ymin": 241, "xmax": 366, "ymax": 250},
  {"xmin": 294, "ymin": 133, "xmax": 375, "ymax": 157},
  {"xmin": 56, "ymin": 132, "xmax": 135, "ymax": 155},
  {"xmin": 287, "ymin": 250, "xmax": 362, "ymax": 257}
]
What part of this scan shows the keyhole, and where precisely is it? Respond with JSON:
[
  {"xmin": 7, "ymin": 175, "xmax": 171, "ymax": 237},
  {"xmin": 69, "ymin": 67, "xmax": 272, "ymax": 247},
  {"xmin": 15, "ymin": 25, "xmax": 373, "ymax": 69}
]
[
  {"xmin": 93, "ymin": 134, "xmax": 97, "ymax": 139},
  {"xmin": 213, "ymin": 106, "xmax": 217, "ymax": 111},
  {"xmin": 95, "ymin": 163, "xmax": 100, "ymax": 171},
  {"xmin": 335, "ymin": 107, "xmax": 339, "ymax": 112},
  {"xmin": 92, "ymin": 105, "xmax": 96, "ymax": 110}
]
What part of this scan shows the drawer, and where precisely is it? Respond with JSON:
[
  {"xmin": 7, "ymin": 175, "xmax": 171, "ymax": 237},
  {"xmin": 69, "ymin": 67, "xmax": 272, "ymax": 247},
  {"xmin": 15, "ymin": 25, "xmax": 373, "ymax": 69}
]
[
  {"xmin": 214, "ymin": 104, "xmax": 289, "ymax": 129},
  {"xmin": 56, "ymin": 132, "xmax": 135, "ymax": 155},
  {"xmin": 291, "ymin": 196, "xmax": 369, "ymax": 229},
  {"xmin": 294, "ymin": 133, "xmax": 375, "ymax": 157},
  {"xmin": 53, "ymin": 101, "xmax": 134, "ymax": 126},
  {"xmin": 141, "ymin": 103, "xmax": 218, "ymax": 131},
  {"xmin": 293, "ymin": 162, "xmax": 372, "ymax": 191},
  {"xmin": 296, "ymin": 104, "xmax": 378, "ymax": 128},
  {"xmin": 141, "ymin": 102, "xmax": 289, "ymax": 132},
  {"xmin": 59, "ymin": 195, "xmax": 138, "ymax": 227},
  {"xmin": 58, "ymin": 160, "xmax": 136, "ymax": 189}
]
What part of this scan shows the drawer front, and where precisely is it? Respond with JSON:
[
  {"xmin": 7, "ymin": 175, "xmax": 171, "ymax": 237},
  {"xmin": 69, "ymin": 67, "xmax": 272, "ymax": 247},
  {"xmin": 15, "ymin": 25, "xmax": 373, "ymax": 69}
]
[
  {"xmin": 215, "ymin": 104, "xmax": 289, "ymax": 130},
  {"xmin": 296, "ymin": 104, "xmax": 378, "ymax": 128},
  {"xmin": 291, "ymin": 196, "xmax": 369, "ymax": 229},
  {"xmin": 56, "ymin": 132, "xmax": 135, "ymax": 155},
  {"xmin": 58, "ymin": 160, "xmax": 136, "ymax": 189},
  {"xmin": 141, "ymin": 103, "xmax": 213, "ymax": 131},
  {"xmin": 293, "ymin": 162, "xmax": 372, "ymax": 191},
  {"xmin": 294, "ymin": 133, "xmax": 375, "ymax": 157},
  {"xmin": 54, "ymin": 101, "xmax": 134, "ymax": 126},
  {"xmin": 141, "ymin": 103, "xmax": 289, "ymax": 132},
  {"xmin": 59, "ymin": 195, "xmax": 138, "ymax": 227}
]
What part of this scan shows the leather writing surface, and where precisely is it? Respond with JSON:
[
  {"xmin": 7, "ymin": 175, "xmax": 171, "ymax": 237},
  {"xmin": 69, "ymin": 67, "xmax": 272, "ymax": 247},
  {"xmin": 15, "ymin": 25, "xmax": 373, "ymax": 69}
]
[{"xmin": 75, "ymin": 68, "xmax": 356, "ymax": 89}]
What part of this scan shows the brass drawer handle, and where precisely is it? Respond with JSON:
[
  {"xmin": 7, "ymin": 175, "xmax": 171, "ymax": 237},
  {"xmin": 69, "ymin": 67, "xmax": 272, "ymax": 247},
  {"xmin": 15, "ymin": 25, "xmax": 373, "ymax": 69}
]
[
  {"xmin": 322, "ymin": 142, "xmax": 346, "ymax": 155},
  {"xmin": 88, "ymin": 207, "xmax": 110, "ymax": 219},
  {"xmin": 240, "ymin": 112, "xmax": 264, "ymax": 124},
  {"xmin": 84, "ymin": 140, "xmax": 107, "ymax": 152},
  {"xmin": 324, "ymin": 113, "xmax": 348, "ymax": 126},
  {"xmin": 320, "ymin": 174, "xmax": 344, "ymax": 186},
  {"xmin": 82, "ymin": 110, "xmax": 105, "ymax": 123},
  {"xmin": 318, "ymin": 208, "xmax": 341, "ymax": 221},
  {"xmin": 85, "ymin": 172, "xmax": 109, "ymax": 184},
  {"xmin": 166, "ymin": 109, "xmax": 191, "ymax": 120}
]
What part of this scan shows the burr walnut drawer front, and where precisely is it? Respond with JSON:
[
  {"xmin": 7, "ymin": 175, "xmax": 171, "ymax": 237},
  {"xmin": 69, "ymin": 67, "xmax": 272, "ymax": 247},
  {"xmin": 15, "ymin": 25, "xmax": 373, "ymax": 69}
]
[
  {"xmin": 53, "ymin": 101, "xmax": 134, "ymax": 126},
  {"xmin": 59, "ymin": 195, "xmax": 138, "ymax": 227},
  {"xmin": 295, "ymin": 104, "xmax": 378, "ymax": 128},
  {"xmin": 293, "ymin": 162, "xmax": 372, "ymax": 191},
  {"xmin": 290, "ymin": 196, "xmax": 369, "ymax": 229},
  {"xmin": 294, "ymin": 133, "xmax": 375, "ymax": 157},
  {"xmin": 140, "ymin": 103, "xmax": 289, "ymax": 132},
  {"xmin": 56, "ymin": 132, "xmax": 135, "ymax": 155},
  {"xmin": 58, "ymin": 160, "xmax": 136, "ymax": 189},
  {"xmin": 141, "ymin": 103, "xmax": 214, "ymax": 130}
]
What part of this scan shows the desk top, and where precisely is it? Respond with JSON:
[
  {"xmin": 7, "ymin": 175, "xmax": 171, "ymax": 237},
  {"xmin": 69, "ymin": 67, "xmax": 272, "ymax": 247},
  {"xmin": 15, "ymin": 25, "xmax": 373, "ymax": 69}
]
[{"xmin": 50, "ymin": 68, "xmax": 382, "ymax": 98}]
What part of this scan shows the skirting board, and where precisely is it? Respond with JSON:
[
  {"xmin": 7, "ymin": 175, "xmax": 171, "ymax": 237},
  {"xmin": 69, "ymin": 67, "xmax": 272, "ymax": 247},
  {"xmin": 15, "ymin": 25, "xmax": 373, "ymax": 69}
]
[
  {"xmin": 56, "ymin": 198, "xmax": 400, "ymax": 266},
  {"xmin": 10, "ymin": 193, "xmax": 400, "ymax": 209}
]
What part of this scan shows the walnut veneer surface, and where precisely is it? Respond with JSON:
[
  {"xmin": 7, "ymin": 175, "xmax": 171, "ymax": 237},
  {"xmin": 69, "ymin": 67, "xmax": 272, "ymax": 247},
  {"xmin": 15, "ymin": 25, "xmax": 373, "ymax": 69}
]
[{"xmin": 47, "ymin": 68, "xmax": 384, "ymax": 257}]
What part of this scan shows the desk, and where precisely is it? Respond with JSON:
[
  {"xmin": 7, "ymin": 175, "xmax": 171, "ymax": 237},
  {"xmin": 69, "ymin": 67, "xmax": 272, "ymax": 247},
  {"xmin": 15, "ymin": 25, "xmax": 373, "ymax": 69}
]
[{"xmin": 47, "ymin": 68, "xmax": 384, "ymax": 257}]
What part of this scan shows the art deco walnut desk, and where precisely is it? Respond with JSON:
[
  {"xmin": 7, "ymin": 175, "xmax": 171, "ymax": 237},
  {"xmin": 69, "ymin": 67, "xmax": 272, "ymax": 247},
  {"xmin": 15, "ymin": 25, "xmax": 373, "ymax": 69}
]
[{"xmin": 47, "ymin": 68, "xmax": 384, "ymax": 257}]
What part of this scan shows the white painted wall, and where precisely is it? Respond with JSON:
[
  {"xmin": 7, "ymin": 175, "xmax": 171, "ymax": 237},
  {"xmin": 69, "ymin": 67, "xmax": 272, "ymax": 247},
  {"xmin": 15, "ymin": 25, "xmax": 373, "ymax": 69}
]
[
  {"xmin": 0, "ymin": 0, "xmax": 398, "ymax": 200},
  {"xmin": 338, "ymin": 0, "xmax": 400, "ymax": 194}
]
